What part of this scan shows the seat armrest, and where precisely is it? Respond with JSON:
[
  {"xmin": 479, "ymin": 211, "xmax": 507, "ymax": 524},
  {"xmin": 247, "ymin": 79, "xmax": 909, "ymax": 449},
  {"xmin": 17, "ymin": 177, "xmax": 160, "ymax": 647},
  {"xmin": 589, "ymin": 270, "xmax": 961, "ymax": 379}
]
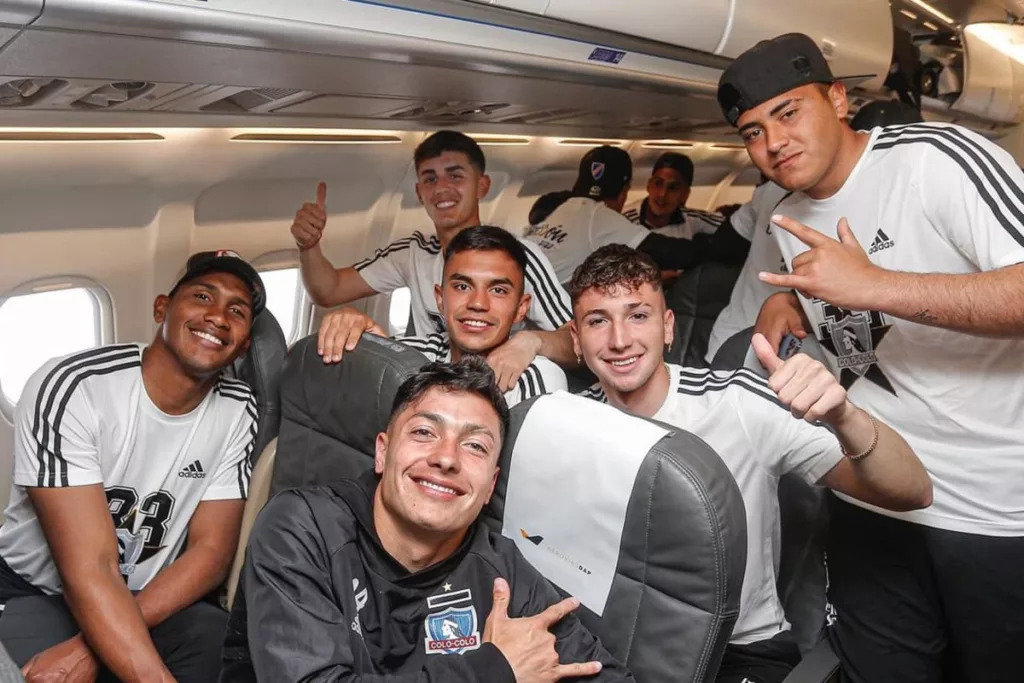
[{"xmin": 782, "ymin": 639, "xmax": 841, "ymax": 683}]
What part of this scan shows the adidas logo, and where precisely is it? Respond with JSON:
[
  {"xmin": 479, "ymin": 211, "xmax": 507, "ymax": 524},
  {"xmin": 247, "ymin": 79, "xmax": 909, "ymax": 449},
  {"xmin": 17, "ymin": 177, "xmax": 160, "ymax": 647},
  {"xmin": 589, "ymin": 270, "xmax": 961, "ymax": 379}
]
[
  {"xmin": 178, "ymin": 460, "xmax": 206, "ymax": 479},
  {"xmin": 868, "ymin": 229, "xmax": 894, "ymax": 254}
]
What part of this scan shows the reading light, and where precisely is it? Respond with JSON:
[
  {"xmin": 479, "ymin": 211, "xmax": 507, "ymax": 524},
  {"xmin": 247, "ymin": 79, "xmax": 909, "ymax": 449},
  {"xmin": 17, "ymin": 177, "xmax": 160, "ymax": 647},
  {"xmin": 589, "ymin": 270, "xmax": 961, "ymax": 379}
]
[
  {"xmin": 469, "ymin": 135, "xmax": 531, "ymax": 146},
  {"xmin": 905, "ymin": 0, "xmax": 955, "ymax": 26},
  {"xmin": 709, "ymin": 143, "xmax": 746, "ymax": 151},
  {"xmin": 0, "ymin": 130, "xmax": 164, "ymax": 142},
  {"xmin": 557, "ymin": 138, "xmax": 625, "ymax": 147},
  {"xmin": 231, "ymin": 132, "xmax": 402, "ymax": 144},
  {"xmin": 642, "ymin": 140, "xmax": 695, "ymax": 150}
]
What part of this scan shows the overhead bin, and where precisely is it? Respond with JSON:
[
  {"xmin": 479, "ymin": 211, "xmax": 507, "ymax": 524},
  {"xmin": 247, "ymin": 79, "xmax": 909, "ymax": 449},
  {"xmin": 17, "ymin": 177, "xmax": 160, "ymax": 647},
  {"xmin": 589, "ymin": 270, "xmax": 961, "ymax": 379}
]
[
  {"xmin": 0, "ymin": 0, "xmax": 42, "ymax": 50},
  {"xmin": 479, "ymin": 0, "xmax": 893, "ymax": 90},
  {"xmin": 954, "ymin": 23, "xmax": 1024, "ymax": 125}
]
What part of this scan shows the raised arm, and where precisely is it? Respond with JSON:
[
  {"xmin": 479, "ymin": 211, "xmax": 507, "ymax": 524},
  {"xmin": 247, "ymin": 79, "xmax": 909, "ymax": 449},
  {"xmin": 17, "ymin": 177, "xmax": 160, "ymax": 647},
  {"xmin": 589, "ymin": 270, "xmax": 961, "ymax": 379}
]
[
  {"xmin": 752, "ymin": 333, "xmax": 932, "ymax": 512},
  {"xmin": 27, "ymin": 486, "xmax": 173, "ymax": 683},
  {"xmin": 293, "ymin": 182, "xmax": 379, "ymax": 307}
]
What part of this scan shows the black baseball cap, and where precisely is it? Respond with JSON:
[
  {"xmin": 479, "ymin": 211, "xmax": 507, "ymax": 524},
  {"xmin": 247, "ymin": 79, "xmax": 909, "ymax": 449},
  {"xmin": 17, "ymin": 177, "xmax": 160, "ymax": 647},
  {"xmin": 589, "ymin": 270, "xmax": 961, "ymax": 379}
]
[
  {"xmin": 652, "ymin": 152, "xmax": 694, "ymax": 186},
  {"xmin": 170, "ymin": 250, "xmax": 266, "ymax": 315},
  {"xmin": 571, "ymin": 146, "xmax": 633, "ymax": 200},
  {"xmin": 717, "ymin": 33, "xmax": 874, "ymax": 127}
]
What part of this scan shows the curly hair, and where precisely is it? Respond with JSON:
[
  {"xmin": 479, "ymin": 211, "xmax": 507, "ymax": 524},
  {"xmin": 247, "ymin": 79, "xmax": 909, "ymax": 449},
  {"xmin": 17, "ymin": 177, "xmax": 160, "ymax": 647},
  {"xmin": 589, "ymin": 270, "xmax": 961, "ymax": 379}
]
[{"xmin": 568, "ymin": 244, "xmax": 663, "ymax": 306}]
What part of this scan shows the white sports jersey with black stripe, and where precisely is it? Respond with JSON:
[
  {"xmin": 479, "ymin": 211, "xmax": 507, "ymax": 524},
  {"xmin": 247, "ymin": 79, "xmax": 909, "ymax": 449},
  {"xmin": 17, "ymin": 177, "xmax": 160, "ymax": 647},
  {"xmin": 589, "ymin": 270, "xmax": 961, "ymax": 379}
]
[
  {"xmin": 394, "ymin": 333, "xmax": 567, "ymax": 407},
  {"xmin": 706, "ymin": 182, "xmax": 791, "ymax": 361},
  {"xmin": 774, "ymin": 122, "xmax": 1024, "ymax": 536},
  {"xmin": 622, "ymin": 198, "xmax": 725, "ymax": 240},
  {"xmin": 0, "ymin": 344, "xmax": 256, "ymax": 594},
  {"xmin": 524, "ymin": 198, "xmax": 648, "ymax": 284},
  {"xmin": 580, "ymin": 363, "xmax": 842, "ymax": 645},
  {"xmin": 353, "ymin": 230, "xmax": 571, "ymax": 335}
]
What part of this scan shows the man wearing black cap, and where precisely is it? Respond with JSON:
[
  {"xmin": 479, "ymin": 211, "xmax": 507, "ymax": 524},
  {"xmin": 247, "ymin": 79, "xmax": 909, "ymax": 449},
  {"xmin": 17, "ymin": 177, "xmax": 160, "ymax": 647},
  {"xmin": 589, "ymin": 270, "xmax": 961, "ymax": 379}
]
[
  {"xmin": 0, "ymin": 251, "xmax": 263, "ymax": 683},
  {"xmin": 525, "ymin": 146, "xmax": 750, "ymax": 284},
  {"xmin": 719, "ymin": 32, "xmax": 1024, "ymax": 683},
  {"xmin": 623, "ymin": 152, "xmax": 726, "ymax": 239}
]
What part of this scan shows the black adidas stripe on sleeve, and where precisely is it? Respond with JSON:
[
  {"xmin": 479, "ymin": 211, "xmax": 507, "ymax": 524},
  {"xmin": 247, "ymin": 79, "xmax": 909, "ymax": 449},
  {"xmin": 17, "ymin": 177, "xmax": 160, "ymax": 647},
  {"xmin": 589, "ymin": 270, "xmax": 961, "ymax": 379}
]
[
  {"xmin": 521, "ymin": 244, "xmax": 573, "ymax": 327},
  {"xmin": 874, "ymin": 124, "xmax": 1024, "ymax": 249},
  {"xmin": 32, "ymin": 345, "xmax": 141, "ymax": 488},
  {"xmin": 353, "ymin": 232, "xmax": 441, "ymax": 271}
]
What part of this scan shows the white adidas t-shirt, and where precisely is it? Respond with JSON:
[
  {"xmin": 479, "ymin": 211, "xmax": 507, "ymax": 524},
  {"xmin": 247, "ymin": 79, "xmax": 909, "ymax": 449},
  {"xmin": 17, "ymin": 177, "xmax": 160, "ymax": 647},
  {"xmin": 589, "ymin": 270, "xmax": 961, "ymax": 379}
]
[
  {"xmin": 706, "ymin": 182, "xmax": 791, "ymax": 361},
  {"xmin": 355, "ymin": 231, "xmax": 571, "ymax": 336},
  {"xmin": 581, "ymin": 364, "xmax": 842, "ymax": 644},
  {"xmin": 623, "ymin": 198, "xmax": 725, "ymax": 240},
  {"xmin": 523, "ymin": 197, "xmax": 648, "ymax": 284},
  {"xmin": 773, "ymin": 122, "xmax": 1024, "ymax": 536},
  {"xmin": 0, "ymin": 344, "xmax": 256, "ymax": 594},
  {"xmin": 395, "ymin": 333, "xmax": 567, "ymax": 407}
]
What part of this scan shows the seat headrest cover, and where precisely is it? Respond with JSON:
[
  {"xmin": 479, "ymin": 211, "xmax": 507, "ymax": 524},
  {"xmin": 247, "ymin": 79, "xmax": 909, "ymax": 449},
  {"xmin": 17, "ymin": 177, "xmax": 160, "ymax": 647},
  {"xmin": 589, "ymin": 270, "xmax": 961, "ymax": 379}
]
[
  {"xmin": 272, "ymin": 333, "xmax": 428, "ymax": 491},
  {"xmin": 499, "ymin": 392, "xmax": 669, "ymax": 615}
]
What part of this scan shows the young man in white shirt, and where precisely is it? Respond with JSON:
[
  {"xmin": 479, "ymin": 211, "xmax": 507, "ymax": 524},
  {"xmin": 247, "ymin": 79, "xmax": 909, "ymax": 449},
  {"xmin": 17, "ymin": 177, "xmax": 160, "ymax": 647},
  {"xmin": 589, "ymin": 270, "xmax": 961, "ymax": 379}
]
[
  {"xmin": 292, "ymin": 130, "xmax": 574, "ymax": 390},
  {"xmin": 524, "ymin": 146, "xmax": 750, "ymax": 285},
  {"xmin": 0, "ymin": 251, "xmax": 263, "ymax": 683},
  {"xmin": 568, "ymin": 244, "xmax": 931, "ymax": 683},
  {"xmin": 317, "ymin": 226, "xmax": 568, "ymax": 405},
  {"xmin": 719, "ymin": 32, "xmax": 1024, "ymax": 682},
  {"xmin": 622, "ymin": 152, "xmax": 726, "ymax": 239}
]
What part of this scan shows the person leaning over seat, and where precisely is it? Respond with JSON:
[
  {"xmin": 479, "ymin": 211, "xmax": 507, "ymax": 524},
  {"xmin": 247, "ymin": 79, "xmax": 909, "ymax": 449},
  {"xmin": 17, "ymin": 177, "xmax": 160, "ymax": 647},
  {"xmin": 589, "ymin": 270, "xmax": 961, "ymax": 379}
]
[
  {"xmin": 523, "ymin": 145, "xmax": 750, "ymax": 286},
  {"xmin": 720, "ymin": 32, "xmax": 1024, "ymax": 683},
  {"xmin": 314, "ymin": 225, "xmax": 567, "ymax": 407},
  {"xmin": 621, "ymin": 151, "xmax": 727, "ymax": 240},
  {"xmin": 291, "ymin": 130, "xmax": 576, "ymax": 392},
  {"xmin": 569, "ymin": 245, "xmax": 931, "ymax": 683},
  {"xmin": 224, "ymin": 358, "xmax": 634, "ymax": 683},
  {"xmin": 0, "ymin": 251, "xmax": 264, "ymax": 683}
]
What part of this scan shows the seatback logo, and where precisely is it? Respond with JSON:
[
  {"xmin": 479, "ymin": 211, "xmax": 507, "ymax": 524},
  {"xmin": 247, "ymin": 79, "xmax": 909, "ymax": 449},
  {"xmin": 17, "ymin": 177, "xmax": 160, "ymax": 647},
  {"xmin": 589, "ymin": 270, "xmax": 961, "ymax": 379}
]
[{"xmin": 424, "ymin": 588, "xmax": 480, "ymax": 655}]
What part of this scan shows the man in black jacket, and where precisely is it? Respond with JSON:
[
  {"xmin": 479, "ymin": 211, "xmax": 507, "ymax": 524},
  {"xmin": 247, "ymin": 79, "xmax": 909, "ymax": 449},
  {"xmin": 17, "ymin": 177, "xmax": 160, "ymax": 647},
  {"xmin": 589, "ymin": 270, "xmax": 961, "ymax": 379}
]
[{"xmin": 221, "ymin": 358, "xmax": 632, "ymax": 683}]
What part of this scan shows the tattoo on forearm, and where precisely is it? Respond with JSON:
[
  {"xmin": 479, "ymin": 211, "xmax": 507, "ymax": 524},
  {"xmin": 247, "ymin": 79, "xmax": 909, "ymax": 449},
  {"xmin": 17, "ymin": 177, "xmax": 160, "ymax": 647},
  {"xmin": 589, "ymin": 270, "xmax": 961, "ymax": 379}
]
[{"xmin": 912, "ymin": 309, "xmax": 938, "ymax": 323}]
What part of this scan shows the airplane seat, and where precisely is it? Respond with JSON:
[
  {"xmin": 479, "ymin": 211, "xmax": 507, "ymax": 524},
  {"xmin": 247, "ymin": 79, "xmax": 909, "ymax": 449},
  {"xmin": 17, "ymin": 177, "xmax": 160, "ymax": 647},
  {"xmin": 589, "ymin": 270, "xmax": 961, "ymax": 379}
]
[
  {"xmin": 260, "ymin": 333, "xmax": 748, "ymax": 682},
  {"xmin": 269, "ymin": 333, "xmax": 427, "ymax": 495},
  {"xmin": 664, "ymin": 263, "xmax": 743, "ymax": 368},
  {"xmin": 483, "ymin": 393, "xmax": 747, "ymax": 683},
  {"xmin": 225, "ymin": 437, "xmax": 278, "ymax": 610},
  {"xmin": 230, "ymin": 309, "xmax": 289, "ymax": 466}
]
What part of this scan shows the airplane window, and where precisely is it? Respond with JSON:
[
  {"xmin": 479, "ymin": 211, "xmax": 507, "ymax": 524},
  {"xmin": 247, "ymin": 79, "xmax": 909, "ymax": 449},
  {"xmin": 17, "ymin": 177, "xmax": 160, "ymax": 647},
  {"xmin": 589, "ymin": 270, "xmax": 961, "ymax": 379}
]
[
  {"xmin": 0, "ymin": 287, "xmax": 102, "ymax": 406},
  {"xmin": 259, "ymin": 267, "xmax": 305, "ymax": 344},
  {"xmin": 389, "ymin": 287, "xmax": 412, "ymax": 336}
]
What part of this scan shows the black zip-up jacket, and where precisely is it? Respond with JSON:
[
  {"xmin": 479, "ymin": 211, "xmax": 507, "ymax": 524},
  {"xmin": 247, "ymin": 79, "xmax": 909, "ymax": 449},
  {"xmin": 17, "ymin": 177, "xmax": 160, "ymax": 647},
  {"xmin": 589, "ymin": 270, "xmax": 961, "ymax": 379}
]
[{"xmin": 221, "ymin": 473, "xmax": 633, "ymax": 683}]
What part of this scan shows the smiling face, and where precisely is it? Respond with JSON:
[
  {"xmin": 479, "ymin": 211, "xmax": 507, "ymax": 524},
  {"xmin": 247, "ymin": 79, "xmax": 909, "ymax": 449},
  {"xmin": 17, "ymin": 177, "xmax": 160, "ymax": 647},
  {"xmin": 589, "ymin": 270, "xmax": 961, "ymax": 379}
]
[
  {"xmin": 154, "ymin": 271, "xmax": 253, "ymax": 378},
  {"xmin": 736, "ymin": 82, "xmax": 849, "ymax": 195},
  {"xmin": 571, "ymin": 282, "xmax": 673, "ymax": 397},
  {"xmin": 415, "ymin": 151, "xmax": 491, "ymax": 233},
  {"xmin": 646, "ymin": 168, "xmax": 689, "ymax": 219},
  {"xmin": 374, "ymin": 386, "xmax": 502, "ymax": 536},
  {"xmin": 435, "ymin": 248, "xmax": 530, "ymax": 358}
]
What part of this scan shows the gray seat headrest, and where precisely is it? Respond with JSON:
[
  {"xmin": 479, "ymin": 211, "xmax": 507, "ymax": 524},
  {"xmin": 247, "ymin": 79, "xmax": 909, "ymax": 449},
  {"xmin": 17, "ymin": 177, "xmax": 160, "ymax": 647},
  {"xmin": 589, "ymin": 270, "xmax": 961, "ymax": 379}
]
[
  {"xmin": 711, "ymin": 326, "xmax": 834, "ymax": 377},
  {"xmin": 485, "ymin": 393, "xmax": 747, "ymax": 683},
  {"xmin": 269, "ymin": 334, "xmax": 427, "ymax": 494},
  {"xmin": 231, "ymin": 310, "xmax": 288, "ymax": 465}
]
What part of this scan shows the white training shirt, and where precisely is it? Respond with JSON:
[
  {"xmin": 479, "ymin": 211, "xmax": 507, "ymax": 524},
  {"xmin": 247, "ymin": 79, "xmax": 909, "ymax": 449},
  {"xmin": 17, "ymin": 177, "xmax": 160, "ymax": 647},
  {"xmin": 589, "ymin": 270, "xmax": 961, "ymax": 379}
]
[
  {"xmin": 622, "ymin": 198, "xmax": 726, "ymax": 240},
  {"xmin": 395, "ymin": 333, "xmax": 568, "ymax": 407},
  {"xmin": 0, "ymin": 344, "xmax": 256, "ymax": 594},
  {"xmin": 706, "ymin": 182, "xmax": 791, "ymax": 362},
  {"xmin": 354, "ymin": 231, "xmax": 571, "ymax": 336},
  {"xmin": 773, "ymin": 122, "xmax": 1024, "ymax": 536},
  {"xmin": 523, "ymin": 197, "xmax": 648, "ymax": 284},
  {"xmin": 581, "ymin": 364, "xmax": 843, "ymax": 645}
]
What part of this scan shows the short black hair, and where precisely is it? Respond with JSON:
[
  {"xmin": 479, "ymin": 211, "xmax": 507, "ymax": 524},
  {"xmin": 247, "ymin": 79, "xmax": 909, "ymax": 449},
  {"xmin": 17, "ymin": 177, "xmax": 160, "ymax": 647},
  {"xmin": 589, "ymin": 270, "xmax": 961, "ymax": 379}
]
[
  {"xmin": 444, "ymin": 225, "xmax": 527, "ymax": 279},
  {"xmin": 569, "ymin": 244, "xmax": 663, "ymax": 306},
  {"xmin": 389, "ymin": 357, "xmax": 510, "ymax": 443},
  {"xmin": 414, "ymin": 130, "xmax": 486, "ymax": 174}
]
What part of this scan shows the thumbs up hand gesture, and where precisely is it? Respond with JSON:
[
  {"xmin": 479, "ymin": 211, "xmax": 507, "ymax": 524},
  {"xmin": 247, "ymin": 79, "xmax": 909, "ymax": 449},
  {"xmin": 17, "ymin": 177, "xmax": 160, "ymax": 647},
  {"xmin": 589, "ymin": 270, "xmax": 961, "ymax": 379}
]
[
  {"xmin": 291, "ymin": 182, "xmax": 328, "ymax": 251},
  {"xmin": 752, "ymin": 333, "xmax": 853, "ymax": 427}
]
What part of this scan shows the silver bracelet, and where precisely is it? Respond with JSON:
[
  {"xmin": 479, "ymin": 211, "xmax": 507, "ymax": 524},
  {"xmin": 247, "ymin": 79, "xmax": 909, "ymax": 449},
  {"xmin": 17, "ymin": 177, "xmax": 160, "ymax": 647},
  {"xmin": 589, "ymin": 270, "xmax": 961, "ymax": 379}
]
[{"xmin": 842, "ymin": 414, "xmax": 879, "ymax": 461}]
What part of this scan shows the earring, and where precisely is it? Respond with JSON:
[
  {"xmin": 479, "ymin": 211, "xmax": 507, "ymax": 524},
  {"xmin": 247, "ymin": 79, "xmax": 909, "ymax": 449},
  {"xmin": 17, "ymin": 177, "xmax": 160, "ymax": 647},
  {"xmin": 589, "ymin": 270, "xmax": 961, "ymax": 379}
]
[{"xmin": 575, "ymin": 352, "xmax": 583, "ymax": 366}]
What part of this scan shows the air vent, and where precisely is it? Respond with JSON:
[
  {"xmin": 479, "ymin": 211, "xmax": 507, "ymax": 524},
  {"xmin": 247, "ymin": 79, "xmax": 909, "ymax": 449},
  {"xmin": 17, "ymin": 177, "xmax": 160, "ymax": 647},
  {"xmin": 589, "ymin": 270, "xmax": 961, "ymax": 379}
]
[
  {"xmin": 0, "ymin": 79, "xmax": 68, "ymax": 108},
  {"xmin": 387, "ymin": 101, "xmax": 511, "ymax": 121},
  {"xmin": 200, "ymin": 88, "xmax": 309, "ymax": 113},
  {"xmin": 71, "ymin": 82, "xmax": 157, "ymax": 110}
]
